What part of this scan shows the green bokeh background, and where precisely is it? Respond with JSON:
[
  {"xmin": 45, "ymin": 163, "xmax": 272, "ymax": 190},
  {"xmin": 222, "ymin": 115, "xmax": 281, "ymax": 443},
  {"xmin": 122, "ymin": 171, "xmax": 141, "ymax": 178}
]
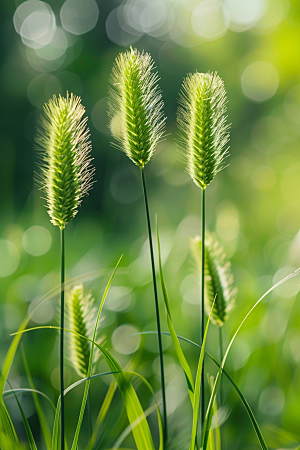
[{"xmin": 1, "ymin": 0, "xmax": 300, "ymax": 448}]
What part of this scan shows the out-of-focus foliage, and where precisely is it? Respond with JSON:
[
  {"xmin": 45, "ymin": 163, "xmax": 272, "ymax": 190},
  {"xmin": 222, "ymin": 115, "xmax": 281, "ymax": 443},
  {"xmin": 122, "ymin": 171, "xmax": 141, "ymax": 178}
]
[{"xmin": 1, "ymin": 0, "xmax": 300, "ymax": 448}]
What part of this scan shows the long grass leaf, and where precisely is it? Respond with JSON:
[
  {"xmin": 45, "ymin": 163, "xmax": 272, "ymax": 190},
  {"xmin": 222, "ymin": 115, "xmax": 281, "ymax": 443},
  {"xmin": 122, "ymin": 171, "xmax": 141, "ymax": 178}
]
[
  {"xmin": 0, "ymin": 400, "xmax": 18, "ymax": 446},
  {"xmin": 22, "ymin": 349, "xmax": 52, "ymax": 450},
  {"xmin": 7, "ymin": 382, "xmax": 37, "ymax": 450},
  {"xmin": 201, "ymin": 269, "xmax": 300, "ymax": 450},
  {"xmin": 190, "ymin": 297, "xmax": 215, "ymax": 450},
  {"xmin": 157, "ymin": 223, "xmax": 194, "ymax": 405},
  {"xmin": 70, "ymin": 255, "xmax": 122, "ymax": 450},
  {"xmin": 51, "ymin": 397, "xmax": 61, "ymax": 450},
  {"xmin": 3, "ymin": 389, "xmax": 55, "ymax": 410},
  {"xmin": 86, "ymin": 381, "xmax": 117, "ymax": 450},
  {"xmin": 12, "ymin": 326, "xmax": 156, "ymax": 450}
]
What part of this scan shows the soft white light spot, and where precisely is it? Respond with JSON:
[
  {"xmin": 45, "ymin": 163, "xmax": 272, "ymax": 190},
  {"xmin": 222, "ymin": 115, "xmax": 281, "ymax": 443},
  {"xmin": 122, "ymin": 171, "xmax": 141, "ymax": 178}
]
[
  {"xmin": 60, "ymin": 0, "xmax": 99, "ymax": 35},
  {"xmin": 112, "ymin": 324, "xmax": 141, "ymax": 355},
  {"xmin": 14, "ymin": 1, "xmax": 56, "ymax": 49},
  {"xmin": 251, "ymin": 166, "xmax": 276, "ymax": 191},
  {"xmin": 35, "ymin": 27, "xmax": 68, "ymax": 61},
  {"xmin": 105, "ymin": 286, "xmax": 132, "ymax": 312},
  {"xmin": 225, "ymin": 0, "xmax": 267, "ymax": 32},
  {"xmin": 241, "ymin": 61, "xmax": 279, "ymax": 102},
  {"xmin": 106, "ymin": 7, "xmax": 142, "ymax": 47},
  {"xmin": 180, "ymin": 274, "xmax": 199, "ymax": 305},
  {"xmin": 0, "ymin": 239, "xmax": 20, "ymax": 278},
  {"xmin": 192, "ymin": 0, "xmax": 230, "ymax": 40},
  {"xmin": 22, "ymin": 226, "xmax": 52, "ymax": 256}
]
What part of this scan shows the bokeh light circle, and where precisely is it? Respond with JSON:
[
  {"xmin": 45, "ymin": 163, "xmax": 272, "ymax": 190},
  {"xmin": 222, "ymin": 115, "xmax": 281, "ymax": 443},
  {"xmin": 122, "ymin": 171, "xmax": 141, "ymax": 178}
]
[
  {"xmin": 241, "ymin": 61, "xmax": 279, "ymax": 102},
  {"xmin": 111, "ymin": 324, "xmax": 141, "ymax": 355},
  {"xmin": 22, "ymin": 226, "xmax": 52, "ymax": 256},
  {"xmin": 0, "ymin": 239, "xmax": 20, "ymax": 278},
  {"xmin": 192, "ymin": 0, "xmax": 230, "ymax": 40},
  {"xmin": 60, "ymin": 0, "xmax": 99, "ymax": 35}
]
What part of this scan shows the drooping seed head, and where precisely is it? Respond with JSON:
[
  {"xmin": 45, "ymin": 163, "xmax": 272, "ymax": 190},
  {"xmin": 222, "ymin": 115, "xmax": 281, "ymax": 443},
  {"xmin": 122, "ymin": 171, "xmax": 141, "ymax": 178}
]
[
  {"xmin": 35, "ymin": 93, "xmax": 94, "ymax": 229},
  {"xmin": 191, "ymin": 232, "xmax": 237, "ymax": 327},
  {"xmin": 66, "ymin": 284, "xmax": 98, "ymax": 377},
  {"xmin": 177, "ymin": 72, "xmax": 230, "ymax": 189},
  {"xmin": 107, "ymin": 47, "xmax": 166, "ymax": 168}
]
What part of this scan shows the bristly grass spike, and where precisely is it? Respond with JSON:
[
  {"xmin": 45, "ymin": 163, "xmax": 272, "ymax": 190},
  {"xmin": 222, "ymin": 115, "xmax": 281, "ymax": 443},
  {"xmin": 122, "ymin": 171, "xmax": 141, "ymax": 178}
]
[
  {"xmin": 108, "ymin": 47, "xmax": 166, "ymax": 168},
  {"xmin": 35, "ymin": 92, "xmax": 95, "ymax": 229}
]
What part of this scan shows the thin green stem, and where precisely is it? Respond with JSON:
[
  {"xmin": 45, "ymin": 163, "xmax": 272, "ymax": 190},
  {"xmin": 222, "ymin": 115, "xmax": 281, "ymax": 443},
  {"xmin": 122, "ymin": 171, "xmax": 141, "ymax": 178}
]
[
  {"xmin": 141, "ymin": 168, "xmax": 168, "ymax": 444},
  {"xmin": 219, "ymin": 326, "xmax": 224, "ymax": 450},
  {"xmin": 201, "ymin": 188, "xmax": 206, "ymax": 432},
  {"xmin": 60, "ymin": 227, "xmax": 65, "ymax": 450}
]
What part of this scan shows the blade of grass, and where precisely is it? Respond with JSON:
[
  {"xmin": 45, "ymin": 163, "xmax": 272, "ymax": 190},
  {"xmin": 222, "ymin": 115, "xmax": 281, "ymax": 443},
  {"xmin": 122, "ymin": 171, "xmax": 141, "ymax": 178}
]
[
  {"xmin": 156, "ymin": 222, "xmax": 194, "ymax": 405},
  {"xmin": 136, "ymin": 330, "xmax": 267, "ymax": 450},
  {"xmin": 189, "ymin": 296, "xmax": 215, "ymax": 450},
  {"xmin": 3, "ymin": 389, "xmax": 55, "ymax": 410},
  {"xmin": 202, "ymin": 269, "xmax": 300, "ymax": 450},
  {"xmin": 12, "ymin": 325, "xmax": 157, "ymax": 450},
  {"xmin": 7, "ymin": 381, "xmax": 37, "ymax": 450},
  {"xmin": 70, "ymin": 255, "xmax": 122, "ymax": 450},
  {"xmin": 86, "ymin": 380, "xmax": 117, "ymax": 450},
  {"xmin": 0, "ymin": 399, "xmax": 18, "ymax": 446},
  {"xmin": 22, "ymin": 348, "xmax": 52, "ymax": 450}
]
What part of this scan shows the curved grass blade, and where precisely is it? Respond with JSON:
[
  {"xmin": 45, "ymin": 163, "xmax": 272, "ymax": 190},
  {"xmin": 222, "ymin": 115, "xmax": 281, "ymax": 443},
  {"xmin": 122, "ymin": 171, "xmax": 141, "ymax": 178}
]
[
  {"xmin": 70, "ymin": 255, "xmax": 122, "ymax": 450},
  {"xmin": 0, "ymin": 399, "xmax": 18, "ymax": 446},
  {"xmin": 22, "ymin": 348, "xmax": 53, "ymax": 450},
  {"xmin": 190, "ymin": 297, "xmax": 215, "ymax": 450},
  {"xmin": 86, "ymin": 380, "xmax": 117, "ymax": 450},
  {"xmin": 202, "ymin": 269, "xmax": 300, "ymax": 450},
  {"xmin": 157, "ymin": 222, "xmax": 194, "ymax": 405},
  {"xmin": 3, "ymin": 389, "xmax": 55, "ymax": 411},
  {"xmin": 12, "ymin": 325, "xmax": 157, "ymax": 450},
  {"xmin": 52, "ymin": 396, "xmax": 61, "ymax": 450},
  {"xmin": 7, "ymin": 382, "xmax": 37, "ymax": 450},
  {"xmin": 135, "ymin": 330, "xmax": 267, "ymax": 450}
]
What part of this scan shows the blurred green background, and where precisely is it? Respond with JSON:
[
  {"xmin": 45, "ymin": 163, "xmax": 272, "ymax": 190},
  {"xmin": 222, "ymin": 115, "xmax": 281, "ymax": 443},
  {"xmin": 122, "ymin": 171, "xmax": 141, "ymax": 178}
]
[{"xmin": 1, "ymin": 0, "xmax": 300, "ymax": 448}]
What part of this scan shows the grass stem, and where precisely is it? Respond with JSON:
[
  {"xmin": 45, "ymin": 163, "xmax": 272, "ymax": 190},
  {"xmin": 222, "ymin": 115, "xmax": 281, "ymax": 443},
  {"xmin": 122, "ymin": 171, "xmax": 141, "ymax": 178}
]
[
  {"xmin": 60, "ymin": 227, "xmax": 65, "ymax": 450},
  {"xmin": 201, "ymin": 188, "xmax": 206, "ymax": 432},
  {"xmin": 219, "ymin": 326, "xmax": 224, "ymax": 450},
  {"xmin": 141, "ymin": 168, "xmax": 168, "ymax": 444}
]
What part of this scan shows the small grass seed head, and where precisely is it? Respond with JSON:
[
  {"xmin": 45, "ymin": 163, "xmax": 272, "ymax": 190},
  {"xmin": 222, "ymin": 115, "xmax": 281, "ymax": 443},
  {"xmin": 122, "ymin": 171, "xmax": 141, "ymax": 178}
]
[
  {"xmin": 191, "ymin": 232, "xmax": 237, "ymax": 327},
  {"xmin": 35, "ymin": 93, "xmax": 95, "ymax": 229},
  {"xmin": 66, "ymin": 284, "xmax": 102, "ymax": 377},
  {"xmin": 107, "ymin": 47, "xmax": 166, "ymax": 168},
  {"xmin": 177, "ymin": 72, "xmax": 230, "ymax": 189}
]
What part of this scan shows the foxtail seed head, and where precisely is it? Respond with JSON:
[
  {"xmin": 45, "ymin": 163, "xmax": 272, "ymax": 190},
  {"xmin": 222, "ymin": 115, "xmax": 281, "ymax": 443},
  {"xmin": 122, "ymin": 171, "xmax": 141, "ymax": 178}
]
[
  {"xmin": 35, "ymin": 93, "xmax": 94, "ymax": 229},
  {"xmin": 177, "ymin": 72, "xmax": 230, "ymax": 189},
  {"xmin": 191, "ymin": 232, "xmax": 237, "ymax": 327},
  {"xmin": 108, "ymin": 47, "xmax": 166, "ymax": 168},
  {"xmin": 66, "ymin": 284, "xmax": 98, "ymax": 377}
]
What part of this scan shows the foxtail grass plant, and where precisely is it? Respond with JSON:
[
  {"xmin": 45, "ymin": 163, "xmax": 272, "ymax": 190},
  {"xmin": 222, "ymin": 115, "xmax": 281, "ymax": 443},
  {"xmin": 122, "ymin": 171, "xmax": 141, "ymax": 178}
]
[
  {"xmin": 191, "ymin": 232, "xmax": 237, "ymax": 448},
  {"xmin": 108, "ymin": 47, "xmax": 168, "ymax": 441},
  {"xmin": 35, "ymin": 93, "xmax": 94, "ymax": 450},
  {"xmin": 177, "ymin": 72, "xmax": 230, "ymax": 429}
]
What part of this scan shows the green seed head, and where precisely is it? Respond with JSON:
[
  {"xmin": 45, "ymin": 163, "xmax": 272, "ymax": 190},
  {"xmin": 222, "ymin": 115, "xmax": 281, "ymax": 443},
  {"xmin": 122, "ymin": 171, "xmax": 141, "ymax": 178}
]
[
  {"xmin": 191, "ymin": 232, "xmax": 237, "ymax": 327},
  {"xmin": 177, "ymin": 72, "xmax": 230, "ymax": 190},
  {"xmin": 66, "ymin": 284, "xmax": 96, "ymax": 377},
  {"xmin": 108, "ymin": 47, "xmax": 166, "ymax": 168},
  {"xmin": 35, "ymin": 93, "xmax": 94, "ymax": 229}
]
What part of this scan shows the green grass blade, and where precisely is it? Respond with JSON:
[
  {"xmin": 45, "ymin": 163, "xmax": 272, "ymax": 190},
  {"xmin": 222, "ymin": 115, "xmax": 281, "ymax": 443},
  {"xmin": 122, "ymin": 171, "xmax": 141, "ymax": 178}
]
[
  {"xmin": 12, "ymin": 327, "xmax": 156, "ymax": 450},
  {"xmin": 22, "ymin": 349, "xmax": 52, "ymax": 450},
  {"xmin": 200, "ymin": 269, "xmax": 300, "ymax": 450},
  {"xmin": 3, "ymin": 389, "xmax": 55, "ymax": 410},
  {"xmin": 0, "ymin": 399, "xmax": 18, "ymax": 446},
  {"xmin": 189, "ymin": 297, "xmax": 215, "ymax": 450},
  {"xmin": 70, "ymin": 255, "xmax": 122, "ymax": 450},
  {"xmin": 7, "ymin": 382, "xmax": 37, "ymax": 450},
  {"xmin": 157, "ymin": 223, "xmax": 194, "ymax": 405},
  {"xmin": 51, "ymin": 397, "xmax": 61, "ymax": 450},
  {"xmin": 86, "ymin": 381, "xmax": 117, "ymax": 450}
]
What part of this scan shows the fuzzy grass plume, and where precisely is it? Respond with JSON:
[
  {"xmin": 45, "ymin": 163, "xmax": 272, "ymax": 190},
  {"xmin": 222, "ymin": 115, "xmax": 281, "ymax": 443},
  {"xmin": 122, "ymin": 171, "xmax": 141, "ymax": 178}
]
[
  {"xmin": 177, "ymin": 72, "xmax": 230, "ymax": 189},
  {"xmin": 66, "ymin": 284, "xmax": 101, "ymax": 378},
  {"xmin": 107, "ymin": 47, "xmax": 166, "ymax": 168},
  {"xmin": 35, "ymin": 93, "xmax": 94, "ymax": 229},
  {"xmin": 191, "ymin": 233, "xmax": 237, "ymax": 327}
]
